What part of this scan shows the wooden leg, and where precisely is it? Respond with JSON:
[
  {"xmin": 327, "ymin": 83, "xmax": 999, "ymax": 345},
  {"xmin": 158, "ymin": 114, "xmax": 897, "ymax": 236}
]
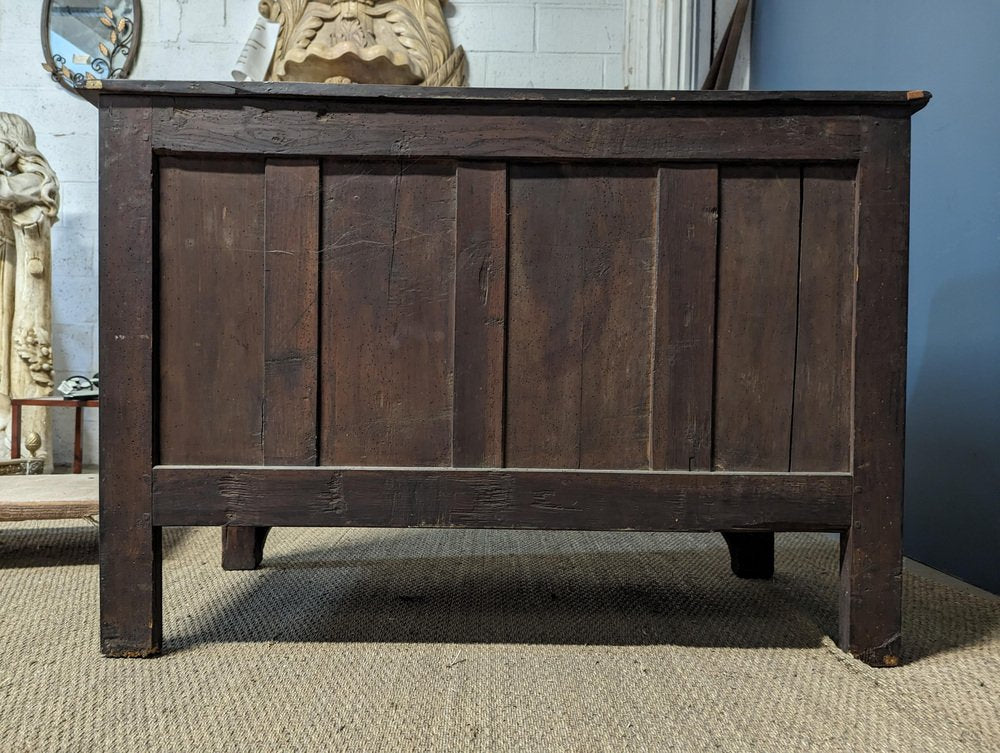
[
  {"xmin": 222, "ymin": 526, "xmax": 271, "ymax": 571},
  {"xmin": 100, "ymin": 512, "xmax": 162, "ymax": 657},
  {"xmin": 73, "ymin": 405, "xmax": 84, "ymax": 473},
  {"xmin": 10, "ymin": 402, "xmax": 20, "ymax": 459},
  {"xmin": 839, "ymin": 115, "xmax": 907, "ymax": 668},
  {"xmin": 98, "ymin": 97, "xmax": 159, "ymax": 657},
  {"xmin": 839, "ymin": 527, "xmax": 902, "ymax": 667},
  {"xmin": 721, "ymin": 531, "xmax": 775, "ymax": 579}
]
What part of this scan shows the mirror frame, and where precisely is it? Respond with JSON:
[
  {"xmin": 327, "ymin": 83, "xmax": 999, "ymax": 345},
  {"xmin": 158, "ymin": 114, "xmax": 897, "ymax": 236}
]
[{"xmin": 41, "ymin": 0, "xmax": 142, "ymax": 95}]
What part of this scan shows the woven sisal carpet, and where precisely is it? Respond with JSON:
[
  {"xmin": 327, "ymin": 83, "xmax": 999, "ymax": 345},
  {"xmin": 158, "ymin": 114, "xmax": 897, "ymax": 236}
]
[{"xmin": 1, "ymin": 522, "xmax": 997, "ymax": 752}]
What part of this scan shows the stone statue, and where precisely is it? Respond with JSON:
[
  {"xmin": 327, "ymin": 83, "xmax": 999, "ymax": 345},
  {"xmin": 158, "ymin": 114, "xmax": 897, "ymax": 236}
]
[
  {"xmin": 0, "ymin": 113, "xmax": 59, "ymax": 465},
  {"xmin": 259, "ymin": 0, "xmax": 467, "ymax": 86}
]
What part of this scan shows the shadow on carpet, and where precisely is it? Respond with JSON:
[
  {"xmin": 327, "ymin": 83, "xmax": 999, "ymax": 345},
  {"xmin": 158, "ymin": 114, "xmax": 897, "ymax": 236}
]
[
  {"xmin": 0, "ymin": 523, "xmax": 190, "ymax": 568},
  {"xmin": 151, "ymin": 528, "xmax": 1000, "ymax": 663}
]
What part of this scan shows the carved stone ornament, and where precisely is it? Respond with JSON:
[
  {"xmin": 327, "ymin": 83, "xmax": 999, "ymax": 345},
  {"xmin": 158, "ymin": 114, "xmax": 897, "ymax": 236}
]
[
  {"xmin": 0, "ymin": 113, "xmax": 59, "ymax": 465},
  {"xmin": 259, "ymin": 0, "xmax": 467, "ymax": 86}
]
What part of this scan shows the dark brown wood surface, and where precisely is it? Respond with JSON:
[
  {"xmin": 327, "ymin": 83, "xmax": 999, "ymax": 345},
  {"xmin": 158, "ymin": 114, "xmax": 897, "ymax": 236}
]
[
  {"xmin": 505, "ymin": 164, "xmax": 584, "ymax": 468},
  {"xmin": 792, "ymin": 165, "xmax": 856, "ymax": 472},
  {"xmin": 713, "ymin": 166, "xmax": 801, "ymax": 472},
  {"xmin": 158, "ymin": 159, "xmax": 266, "ymax": 465},
  {"xmin": 319, "ymin": 161, "xmax": 456, "ymax": 466},
  {"xmin": 221, "ymin": 159, "xmax": 322, "ymax": 570},
  {"xmin": 453, "ymin": 163, "xmax": 507, "ymax": 467},
  {"xmin": 840, "ymin": 117, "xmax": 911, "ymax": 667},
  {"xmin": 93, "ymin": 86, "xmax": 923, "ymax": 664},
  {"xmin": 98, "ymin": 97, "xmax": 161, "ymax": 657},
  {"xmin": 153, "ymin": 466, "xmax": 852, "ymax": 531},
  {"xmin": 80, "ymin": 79, "xmax": 932, "ymax": 109},
  {"xmin": 221, "ymin": 525, "xmax": 271, "ymax": 571},
  {"xmin": 506, "ymin": 165, "xmax": 656, "ymax": 469},
  {"xmin": 151, "ymin": 107, "xmax": 866, "ymax": 162},
  {"xmin": 263, "ymin": 160, "xmax": 321, "ymax": 465},
  {"xmin": 651, "ymin": 165, "xmax": 719, "ymax": 471}
]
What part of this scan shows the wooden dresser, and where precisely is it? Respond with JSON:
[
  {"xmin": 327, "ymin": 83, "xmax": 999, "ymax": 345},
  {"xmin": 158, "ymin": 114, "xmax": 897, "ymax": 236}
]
[{"xmin": 85, "ymin": 82, "xmax": 929, "ymax": 664}]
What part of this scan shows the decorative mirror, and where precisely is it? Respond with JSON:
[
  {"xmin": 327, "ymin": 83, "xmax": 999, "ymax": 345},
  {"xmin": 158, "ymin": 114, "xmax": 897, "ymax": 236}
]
[{"xmin": 41, "ymin": 1, "xmax": 141, "ymax": 94}]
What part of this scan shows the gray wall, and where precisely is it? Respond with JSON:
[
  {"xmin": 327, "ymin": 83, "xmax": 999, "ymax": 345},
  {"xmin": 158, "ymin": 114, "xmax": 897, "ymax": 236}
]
[{"xmin": 752, "ymin": 0, "xmax": 1000, "ymax": 592}]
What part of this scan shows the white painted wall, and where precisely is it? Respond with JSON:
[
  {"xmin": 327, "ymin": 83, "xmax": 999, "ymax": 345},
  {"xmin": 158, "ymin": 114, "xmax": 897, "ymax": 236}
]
[
  {"xmin": 0, "ymin": 0, "xmax": 623, "ymax": 466},
  {"xmin": 450, "ymin": 0, "xmax": 625, "ymax": 88}
]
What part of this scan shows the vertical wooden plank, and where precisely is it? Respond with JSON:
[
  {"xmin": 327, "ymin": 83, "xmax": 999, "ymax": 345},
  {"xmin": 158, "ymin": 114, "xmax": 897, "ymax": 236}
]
[
  {"xmin": 704, "ymin": 167, "xmax": 780, "ymax": 579},
  {"xmin": 713, "ymin": 166, "xmax": 801, "ymax": 472},
  {"xmin": 650, "ymin": 165, "xmax": 718, "ymax": 471},
  {"xmin": 578, "ymin": 169, "xmax": 657, "ymax": 469},
  {"xmin": 158, "ymin": 159, "xmax": 266, "ymax": 464},
  {"xmin": 263, "ymin": 159, "xmax": 320, "ymax": 465},
  {"xmin": 840, "ymin": 118, "xmax": 910, "ymax": 667},
  {"xmin": 99, "ymin": 97, "xmax": 161, "ymax": 657},
  {"xmin": 453, "ymin": 163, "xmax": 507, "ymax": 467},
  {"xmin": 507, "ymin": 165, "xmax": 657, "ymax": 469},
  {"xmin": 222, "ymin": 159, "xmax": 321, "ymax": 571},
  {"xmin": 319, "ymin": 161, "xmax": 456, "ymax": 466},
  {"xmin": 792, "ymin": 164, "xmax": 856, "ymax": 472},
  {"xmin": 506, "ymin": 166, "xmax": 583, "ymax": 468}
]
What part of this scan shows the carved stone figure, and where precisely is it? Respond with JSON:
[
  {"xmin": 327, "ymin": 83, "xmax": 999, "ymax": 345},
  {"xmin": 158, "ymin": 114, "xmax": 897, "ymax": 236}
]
[
  {"xmin": 0, "ymin": 113, "xmax": 59, "ymax": 465},
  {"xmin": 259, "ymin": 0, "xmax": 467, "ymax": 86}
]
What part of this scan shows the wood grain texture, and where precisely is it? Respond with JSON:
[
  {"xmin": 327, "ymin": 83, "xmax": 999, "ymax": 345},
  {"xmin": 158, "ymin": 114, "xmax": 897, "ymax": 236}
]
[
  {"xmin": 221, "ymin": 159, "xmax": 321, "ymax": 571},
  {"xmin": 840, "ymin": 118, "xmax": 911, "ymax": 667},
  {"xmin": 98, "ymin": 98, "xmax": 161, "ymax": 657},
  {"xmin": 792, "ymin": 164, "xmax": 857, "ymax": 472},
  {"xmin": 153, "ymin": 466, "xmax": 853, "ymax": 531},
  {"xmin": 319, "ymin": 161, "xmax": 456, "ymax": 466},
  {"xmin": 263, "ymin": 160, "xmax": 321, "ymax": 465},
  {"xmin": 151, "ymin": 106, "xmax": 865, "ymax": 162},
  {"xmin": 507, "ymin": 165, "xmax": 657, "ymax": 469},
  {"xmin": 506, "ymin": 165, "xmax": 583, "ymax": 468},
  {"xmin": 453, "ymin": 163, "xmax": 507, "ymax": 467},
  {"xmin": 713, "ymin": 166, "xmax": 802, "ymax": 472},
  {"xmin": 651, "ymin": 166, "xmax": 719, "ymax": 471},
  {"xmin": 158, "ymin": 158, "xmax": 266, "ymax": 465}
]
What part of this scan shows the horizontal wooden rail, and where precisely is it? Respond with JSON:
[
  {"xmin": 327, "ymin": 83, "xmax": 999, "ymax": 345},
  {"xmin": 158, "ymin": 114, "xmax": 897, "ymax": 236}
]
[
  {"xmin": 151, "ymin": 107, "xmax": 864, "ymax": 161},
  {"xmin": 152, "ymin": 466, "xmax": 852, "ymax": 531}
]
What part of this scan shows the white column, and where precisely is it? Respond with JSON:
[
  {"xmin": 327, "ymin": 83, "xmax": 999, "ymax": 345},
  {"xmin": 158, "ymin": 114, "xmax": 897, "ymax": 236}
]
[
  {"xmin": 624, "ymin": 0, "xmax": 710, "ymax": 90},
  {"xmin": 624, "ymin": 0, "xmax": 751, "ymax": 91}
]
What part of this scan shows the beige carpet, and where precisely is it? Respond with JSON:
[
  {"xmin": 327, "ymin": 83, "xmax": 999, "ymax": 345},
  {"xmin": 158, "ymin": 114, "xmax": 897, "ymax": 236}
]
[{"xmin": 1, "ymin": 522, "xmax": 997, "ymax": 752}]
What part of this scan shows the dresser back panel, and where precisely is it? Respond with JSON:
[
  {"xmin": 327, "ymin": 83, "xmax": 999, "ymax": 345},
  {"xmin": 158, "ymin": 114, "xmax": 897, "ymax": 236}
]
[{"xmin": 156, "ymin": 158, "xmax": 856, "ymax": 474}]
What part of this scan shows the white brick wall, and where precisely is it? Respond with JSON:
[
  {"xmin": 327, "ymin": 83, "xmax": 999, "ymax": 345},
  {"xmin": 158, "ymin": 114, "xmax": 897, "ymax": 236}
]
[
  {"xmin": 0, "ymin": 0, "xmax": 623, "ymax": 466},
  {"xmin": 450, "ymin": 0, "xmax": 624, "ymax": 88}
]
